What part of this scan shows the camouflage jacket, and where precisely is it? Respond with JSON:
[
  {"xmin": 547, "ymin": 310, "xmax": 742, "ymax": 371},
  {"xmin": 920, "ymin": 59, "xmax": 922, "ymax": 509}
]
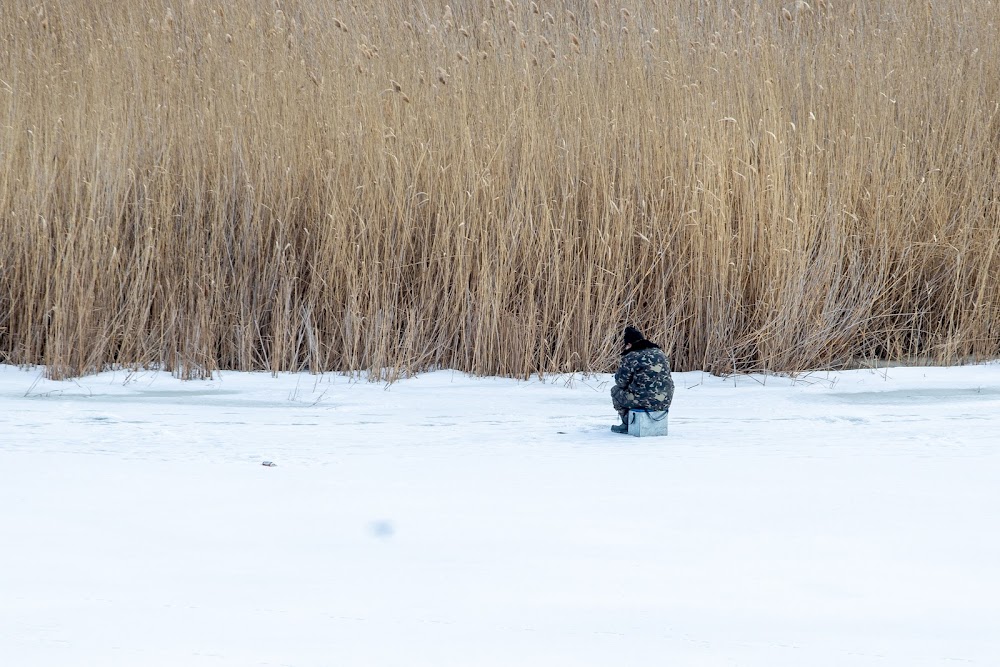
[{"xmin": 612, "ymin": 345, "xmax": 674, "ymax": 411}]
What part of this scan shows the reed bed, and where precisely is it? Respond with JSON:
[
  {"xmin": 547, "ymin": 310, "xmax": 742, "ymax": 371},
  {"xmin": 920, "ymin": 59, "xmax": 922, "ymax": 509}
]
[{"xmin": 2, "ymin": 0, "xmax": 999, "ymax": 379}]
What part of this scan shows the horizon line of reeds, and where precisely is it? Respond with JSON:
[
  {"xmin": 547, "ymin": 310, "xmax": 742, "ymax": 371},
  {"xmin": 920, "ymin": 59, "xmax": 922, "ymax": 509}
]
[{"xmin": 2, "ymin": 0, "xmax": 999, "ymax": 380}]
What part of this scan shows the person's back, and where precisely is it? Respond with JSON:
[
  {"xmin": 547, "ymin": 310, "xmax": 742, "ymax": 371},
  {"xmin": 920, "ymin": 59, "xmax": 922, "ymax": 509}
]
[{"xmin": 611, "ymin": 326, "xmax": 674, "ymax": 434}]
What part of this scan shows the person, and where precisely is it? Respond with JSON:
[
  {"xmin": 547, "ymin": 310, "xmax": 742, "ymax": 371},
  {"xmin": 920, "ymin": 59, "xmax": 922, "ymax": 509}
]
[{"xmin": 611, "ymin": 326, "xmax": 674, "ymax": 434}]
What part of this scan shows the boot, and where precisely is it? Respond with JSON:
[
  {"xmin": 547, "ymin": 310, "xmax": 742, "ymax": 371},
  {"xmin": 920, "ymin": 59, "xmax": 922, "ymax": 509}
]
[{"xmin": 610, "ymin": 412, "xmax": 629, "ymax": 434}]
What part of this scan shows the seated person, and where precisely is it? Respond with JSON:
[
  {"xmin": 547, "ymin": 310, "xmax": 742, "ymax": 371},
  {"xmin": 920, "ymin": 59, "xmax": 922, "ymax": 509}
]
[{"xmin": 611, "ymin": 326, "xmax": 674, "ymax": 434}]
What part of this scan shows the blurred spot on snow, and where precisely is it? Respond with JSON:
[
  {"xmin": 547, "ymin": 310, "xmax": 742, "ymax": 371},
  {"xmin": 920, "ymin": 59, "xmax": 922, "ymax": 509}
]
[{"xmin": 369, "ymin": 520, "xmax": 395, "ymax": 538}]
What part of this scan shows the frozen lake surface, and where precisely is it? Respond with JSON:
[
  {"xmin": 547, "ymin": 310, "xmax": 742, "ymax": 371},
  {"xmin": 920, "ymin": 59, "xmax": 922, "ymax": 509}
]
[{"xmin": 1, "ymin": 363, "xmax": 998, "ymax": 666}]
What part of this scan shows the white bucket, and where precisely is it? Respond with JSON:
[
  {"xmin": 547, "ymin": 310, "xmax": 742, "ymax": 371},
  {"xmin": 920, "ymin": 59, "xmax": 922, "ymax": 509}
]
[{"xmin": 629, "ymin": 410, "xmax": 668, "ymax": 437}]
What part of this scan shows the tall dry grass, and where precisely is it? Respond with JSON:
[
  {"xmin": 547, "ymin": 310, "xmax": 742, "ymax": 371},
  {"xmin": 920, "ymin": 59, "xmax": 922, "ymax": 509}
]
[{"xmin": 2, "ymin": 0, "xmax": 999, "ymax": 379}]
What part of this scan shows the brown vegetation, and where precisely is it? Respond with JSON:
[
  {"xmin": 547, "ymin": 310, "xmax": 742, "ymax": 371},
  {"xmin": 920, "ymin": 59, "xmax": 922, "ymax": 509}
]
[{"xmin": 2, "ymin": 0, "xmax": 999, "ymax": 379}]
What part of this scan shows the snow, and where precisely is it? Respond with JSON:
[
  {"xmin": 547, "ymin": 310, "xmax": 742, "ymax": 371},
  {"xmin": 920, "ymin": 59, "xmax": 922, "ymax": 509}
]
[{"xmin": 1, "ymin": 363, "xmax": 998, "ymax": 666}]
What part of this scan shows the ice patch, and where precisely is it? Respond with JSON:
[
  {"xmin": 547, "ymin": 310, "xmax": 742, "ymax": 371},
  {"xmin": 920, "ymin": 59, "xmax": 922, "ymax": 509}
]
[{"xmin": 827, "ymin": 387, "xmax": 1000, "ymax": 405}]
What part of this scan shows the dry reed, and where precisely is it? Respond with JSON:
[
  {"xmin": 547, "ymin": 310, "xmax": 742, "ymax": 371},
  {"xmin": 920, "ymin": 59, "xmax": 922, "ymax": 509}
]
[{"xmin": 2, "ymin": 0, "xmax": 999, "ymax": 380}]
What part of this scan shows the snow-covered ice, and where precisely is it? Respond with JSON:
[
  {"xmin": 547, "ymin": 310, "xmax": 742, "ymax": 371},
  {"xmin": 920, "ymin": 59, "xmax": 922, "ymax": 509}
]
[{"xmin": 1, "ymin": 363, "xmax": 998, "ymax": 666}]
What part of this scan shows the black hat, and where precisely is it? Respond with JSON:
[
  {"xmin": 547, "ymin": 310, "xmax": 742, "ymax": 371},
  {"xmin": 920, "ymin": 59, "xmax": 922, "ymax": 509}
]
[{"xmin": 623, "ymin": 326, "xmax": 644, "ymax": 347}]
